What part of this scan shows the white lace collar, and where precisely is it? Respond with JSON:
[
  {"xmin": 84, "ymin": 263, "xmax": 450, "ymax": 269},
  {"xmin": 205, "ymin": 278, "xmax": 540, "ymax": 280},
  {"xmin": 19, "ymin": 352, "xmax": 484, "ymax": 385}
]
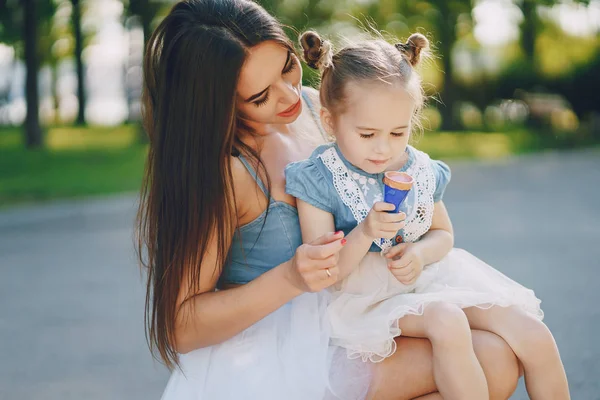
[{"xmin": 317, "ymin": 145, "xmax": 436, "ymax": 249}]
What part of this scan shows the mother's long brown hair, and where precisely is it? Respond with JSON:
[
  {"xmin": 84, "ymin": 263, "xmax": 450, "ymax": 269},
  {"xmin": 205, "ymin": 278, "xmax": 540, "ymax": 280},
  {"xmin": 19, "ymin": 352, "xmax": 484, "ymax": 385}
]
[{"xmin": 136, "ymin": 0, "xmax": 294, "ymax": 369}]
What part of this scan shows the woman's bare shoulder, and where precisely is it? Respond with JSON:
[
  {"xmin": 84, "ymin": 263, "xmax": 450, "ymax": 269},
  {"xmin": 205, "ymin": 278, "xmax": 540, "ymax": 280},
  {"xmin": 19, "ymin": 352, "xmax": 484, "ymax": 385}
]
[
  {"xmin": 230, "ymin": 155, "xmax": 253, "ymax": 215},
  {"xmin": 294, "ymin": 86, "xmax": 327, "ymax": 146},
  {"xmin": 230, "ymin": 155, "xmax": 255, "ymax": 190},
  {"xmin": 302, "ymin": 86, "xmax": 321, "ymax": 109}
]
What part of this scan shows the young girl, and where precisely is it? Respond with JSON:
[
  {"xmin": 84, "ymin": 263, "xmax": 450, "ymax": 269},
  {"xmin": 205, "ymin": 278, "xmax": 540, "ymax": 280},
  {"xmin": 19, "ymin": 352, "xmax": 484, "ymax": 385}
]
[{"xmin": 286, "ymin": 31, "xmax": 570, "ymax": 400}]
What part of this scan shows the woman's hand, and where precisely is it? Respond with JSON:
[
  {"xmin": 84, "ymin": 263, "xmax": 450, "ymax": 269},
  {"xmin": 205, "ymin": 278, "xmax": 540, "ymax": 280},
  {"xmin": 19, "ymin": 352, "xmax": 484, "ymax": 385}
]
[
  {"xmin": 384, "ymin": 242, "xmax": 425, "ymax": 285},
  {"xmin": 286, "ymin": 231, "xmax": 346, "ymax": 292},
  {"xmin": 359, "ymin": 202, "xmax": 406, "ymax": 240}
]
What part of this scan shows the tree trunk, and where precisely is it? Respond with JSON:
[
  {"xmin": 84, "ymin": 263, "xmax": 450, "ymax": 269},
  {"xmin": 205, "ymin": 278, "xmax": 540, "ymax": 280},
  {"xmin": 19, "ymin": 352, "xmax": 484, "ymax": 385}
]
[
  {"xmin": 141, "ymin": 5, "xmax": 152, "ymax": 49},
  {"xmin": 139, "ymin": 3, "xmax": 152, "ymax": 143},
  {"xmin": 23, "ymin": 0, "xmax": 43, "ymax": 148},
  {"xmin": 437, "ymin": 6, "xmax": 459, "ymax": 131},
  {"xmin": 72, "ymin": 0, "xmax": 86, "ymax": 125},
  {"xmin": 520, "ymin": 0, "xmax": 537, "ymax": 66},
  {"xmin": 51, "ymin": 63, "xmax": 60, "ymax": 124}
]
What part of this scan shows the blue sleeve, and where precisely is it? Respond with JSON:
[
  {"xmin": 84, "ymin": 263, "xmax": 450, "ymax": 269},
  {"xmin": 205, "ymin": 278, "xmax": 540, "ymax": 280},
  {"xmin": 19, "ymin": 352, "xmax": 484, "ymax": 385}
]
[
  {"xmin": 285, "ymin": 159, "xmax": 334, "ymax": 213},
  {"xmin": 432, "ymin": 159, "xmax": 451, "ymax": 202}
]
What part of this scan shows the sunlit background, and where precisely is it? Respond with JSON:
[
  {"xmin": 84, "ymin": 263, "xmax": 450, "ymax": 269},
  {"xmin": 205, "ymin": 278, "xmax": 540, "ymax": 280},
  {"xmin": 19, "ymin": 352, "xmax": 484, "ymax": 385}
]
[
  {"xmin": 1, "ymin": 0, "xmax": 600, "ymax": 203},
  {"xmin": 0, "ymin": 1, "xmax": 599, "ymax": 399}
]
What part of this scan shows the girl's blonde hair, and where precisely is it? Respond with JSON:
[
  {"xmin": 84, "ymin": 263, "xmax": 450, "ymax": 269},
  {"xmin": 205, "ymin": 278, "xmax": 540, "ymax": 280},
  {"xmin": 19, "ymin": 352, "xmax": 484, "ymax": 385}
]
[{"xmin": 299, "ymin": 30, "xmax": 429, "ymax": 132}]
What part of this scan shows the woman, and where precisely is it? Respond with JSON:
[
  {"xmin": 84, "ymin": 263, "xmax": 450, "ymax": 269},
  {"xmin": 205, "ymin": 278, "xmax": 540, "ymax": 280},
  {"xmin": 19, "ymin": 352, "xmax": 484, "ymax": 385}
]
[{"xmin": 136, "ymin": 0, "xmax": 522, "ymax": 398}]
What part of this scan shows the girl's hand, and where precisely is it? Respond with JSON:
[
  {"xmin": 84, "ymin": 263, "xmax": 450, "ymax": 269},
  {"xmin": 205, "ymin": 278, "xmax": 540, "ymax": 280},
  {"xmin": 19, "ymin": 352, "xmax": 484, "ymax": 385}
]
[
  {"xmin": 359, "ymin": 202, "xmax": 406, "ymax": 240},
  {"xmin": 286, "ymin": 231, "xmax": 346, "ymax": 292},
  {"xmin": 384, "ymin": 242, "xmax": 425, "ymax": 285}
]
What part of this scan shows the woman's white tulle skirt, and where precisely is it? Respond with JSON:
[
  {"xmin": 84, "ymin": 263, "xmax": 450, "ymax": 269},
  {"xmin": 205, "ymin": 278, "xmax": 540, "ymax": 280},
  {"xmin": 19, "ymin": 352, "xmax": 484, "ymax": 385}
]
[
  {"xmin": 161, "ymin": 248, "xmax": 543, "ymax": 399},
  {"xmin": 161, "ymin": 291, "xmax": 372, "ymax": 400},
  {"xmin": 328, "ymin": 248, "xmax": 544, "ymax": 363}
]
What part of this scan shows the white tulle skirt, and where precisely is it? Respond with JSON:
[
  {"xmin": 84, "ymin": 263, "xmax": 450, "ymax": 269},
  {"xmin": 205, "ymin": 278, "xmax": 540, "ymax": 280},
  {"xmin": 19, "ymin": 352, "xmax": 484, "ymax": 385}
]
[
  {"xmin": 328, "ymin": 248, "xmax": 544, "ymax": 363},
  {"xmin": 161, "ymin": 291, "xmax": 372, "ymax": 400}
]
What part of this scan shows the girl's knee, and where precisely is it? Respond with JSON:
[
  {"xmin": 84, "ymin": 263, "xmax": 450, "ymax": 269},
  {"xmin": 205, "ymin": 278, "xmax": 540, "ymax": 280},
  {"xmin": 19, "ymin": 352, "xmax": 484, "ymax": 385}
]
[
  {"xmin": 483, "ymin": 307, "xmax": 554, "ymax": 358},
  {"xmin": 517, "ymin": 317, "xmax": 556, "ymax": 357},
  {"xmin": 423, "ymin": 302, "xmax": 470, "ymax": 342}
]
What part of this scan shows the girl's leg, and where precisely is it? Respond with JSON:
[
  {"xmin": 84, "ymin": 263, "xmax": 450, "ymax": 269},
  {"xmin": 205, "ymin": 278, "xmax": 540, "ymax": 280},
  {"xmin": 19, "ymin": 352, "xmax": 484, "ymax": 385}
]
[
  {"xmin": 464, "ymin": 306, "xmax": 569, "ymax": 400},
  {"xmin": 396, "ymin": 302, "xmax": 488, "ymax": 400},
  {"xmin": 368, "ymin": 330, "xmax": 520, "ymax": 400}
]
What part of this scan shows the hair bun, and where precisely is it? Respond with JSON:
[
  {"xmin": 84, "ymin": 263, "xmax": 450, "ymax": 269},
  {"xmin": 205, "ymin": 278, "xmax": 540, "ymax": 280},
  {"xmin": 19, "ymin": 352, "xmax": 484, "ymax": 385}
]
[
  {"xmin": 395, "ymin": 33, "xmax": 429, "ymax": 66},
  {"xmin": 299, "ymin": 31, "xmax": 333, "ymax": 71}
]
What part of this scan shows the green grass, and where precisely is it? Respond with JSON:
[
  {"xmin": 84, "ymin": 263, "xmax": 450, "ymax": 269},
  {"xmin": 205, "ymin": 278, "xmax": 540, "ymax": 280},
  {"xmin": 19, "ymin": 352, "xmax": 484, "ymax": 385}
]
[
  {"xmin": 0, "ymin": 125, "xmax": 147, "ymax": 207},
  {"xmin": 417, "ymin": 131, "xmax": 515, "ymax": 160},
  {"xmin": 0, "ymin": 124, "xmax": 592, "ymax": 207}
]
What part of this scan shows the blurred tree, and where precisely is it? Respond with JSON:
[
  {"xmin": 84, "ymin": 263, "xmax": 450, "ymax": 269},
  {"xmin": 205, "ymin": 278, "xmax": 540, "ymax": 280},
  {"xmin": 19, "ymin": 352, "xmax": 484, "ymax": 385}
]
[
  {"xmin": 0, "ymin": 0, "xmax": 20, "ymax": 45},
  {"xmin": 0, "ymin": 0, "xmax": 55, "ymax": 148},
  {"xmin": 23, "ymin": 0, "xmax": 42, "ymax": 147},
  {"xmin": 125, "ymin": 0, "xmax": 164, "ymax": 47},
  {"xmin": 517, "ymin": 0, "xmax": 590, "ymax": 66},
  {"xmin": 124, "ymin": 0, "xmax": 167, "ymax": 142},
  {"xmin": 519, "ymin": 0, "xmax": 540, "ymax": 65},
  {"xmin": 71, "ymin": 0, "xmax": 86, "ymax": 125},
  {"xmin": 391, "ymin": 0, "xmax": 472, "ymax": 130},
  {"xmin": 554, "ymin": 50, "xmax": 600, "ymax": 115},
  {"xmin": 492, "ymin": 8, "xmax": 599, "ymax": 130},
  {"xmin": 48, "ymin": 1, "xmax": 75, "ymax": 125},
  {"xmin": 431, "ymin": 0, "xmax": 471, "ymax": 130}
]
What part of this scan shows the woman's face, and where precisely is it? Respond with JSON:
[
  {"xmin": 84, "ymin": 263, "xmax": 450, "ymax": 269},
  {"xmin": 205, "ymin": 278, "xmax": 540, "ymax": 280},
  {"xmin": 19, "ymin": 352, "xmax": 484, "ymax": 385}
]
[{"xmin": 236, "ymin": 41, "xmax": 303, "ymax": 128}]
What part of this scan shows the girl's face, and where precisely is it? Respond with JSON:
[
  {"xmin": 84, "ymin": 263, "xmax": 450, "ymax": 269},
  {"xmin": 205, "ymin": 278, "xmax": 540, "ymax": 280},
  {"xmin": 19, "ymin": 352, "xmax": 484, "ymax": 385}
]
[
  {"xmin": 236, "ymin": 41, "xmax": 303, "ymax": 129},
  {"xmin": 322, "ymin": 81, "xmax": 415, "ymax": 175}
]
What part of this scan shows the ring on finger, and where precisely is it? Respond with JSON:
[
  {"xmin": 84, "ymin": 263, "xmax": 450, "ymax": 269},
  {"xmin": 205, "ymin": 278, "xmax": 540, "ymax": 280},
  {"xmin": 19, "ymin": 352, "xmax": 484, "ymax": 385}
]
[{"xmin": 325, "ymin": 268, "xmax": 332, "ymax": 278}]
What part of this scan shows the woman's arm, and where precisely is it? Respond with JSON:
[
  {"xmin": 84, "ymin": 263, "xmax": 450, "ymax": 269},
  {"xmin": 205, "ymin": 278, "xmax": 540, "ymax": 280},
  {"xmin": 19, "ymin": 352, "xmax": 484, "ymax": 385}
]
[
  {"xmin": 174, "ymin": 227, "xmax": 345, "ymax": 353},
  {"xmin": 173, "ymin": 156, "xmax": 345, "ymax": 353},
  {"xmin": 174, "ymin": 249, "xmax": 301, "ymax": 352},
  {"xmin": 297, "ymin": 199, "xmax": 371, "ymax": 280}
]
